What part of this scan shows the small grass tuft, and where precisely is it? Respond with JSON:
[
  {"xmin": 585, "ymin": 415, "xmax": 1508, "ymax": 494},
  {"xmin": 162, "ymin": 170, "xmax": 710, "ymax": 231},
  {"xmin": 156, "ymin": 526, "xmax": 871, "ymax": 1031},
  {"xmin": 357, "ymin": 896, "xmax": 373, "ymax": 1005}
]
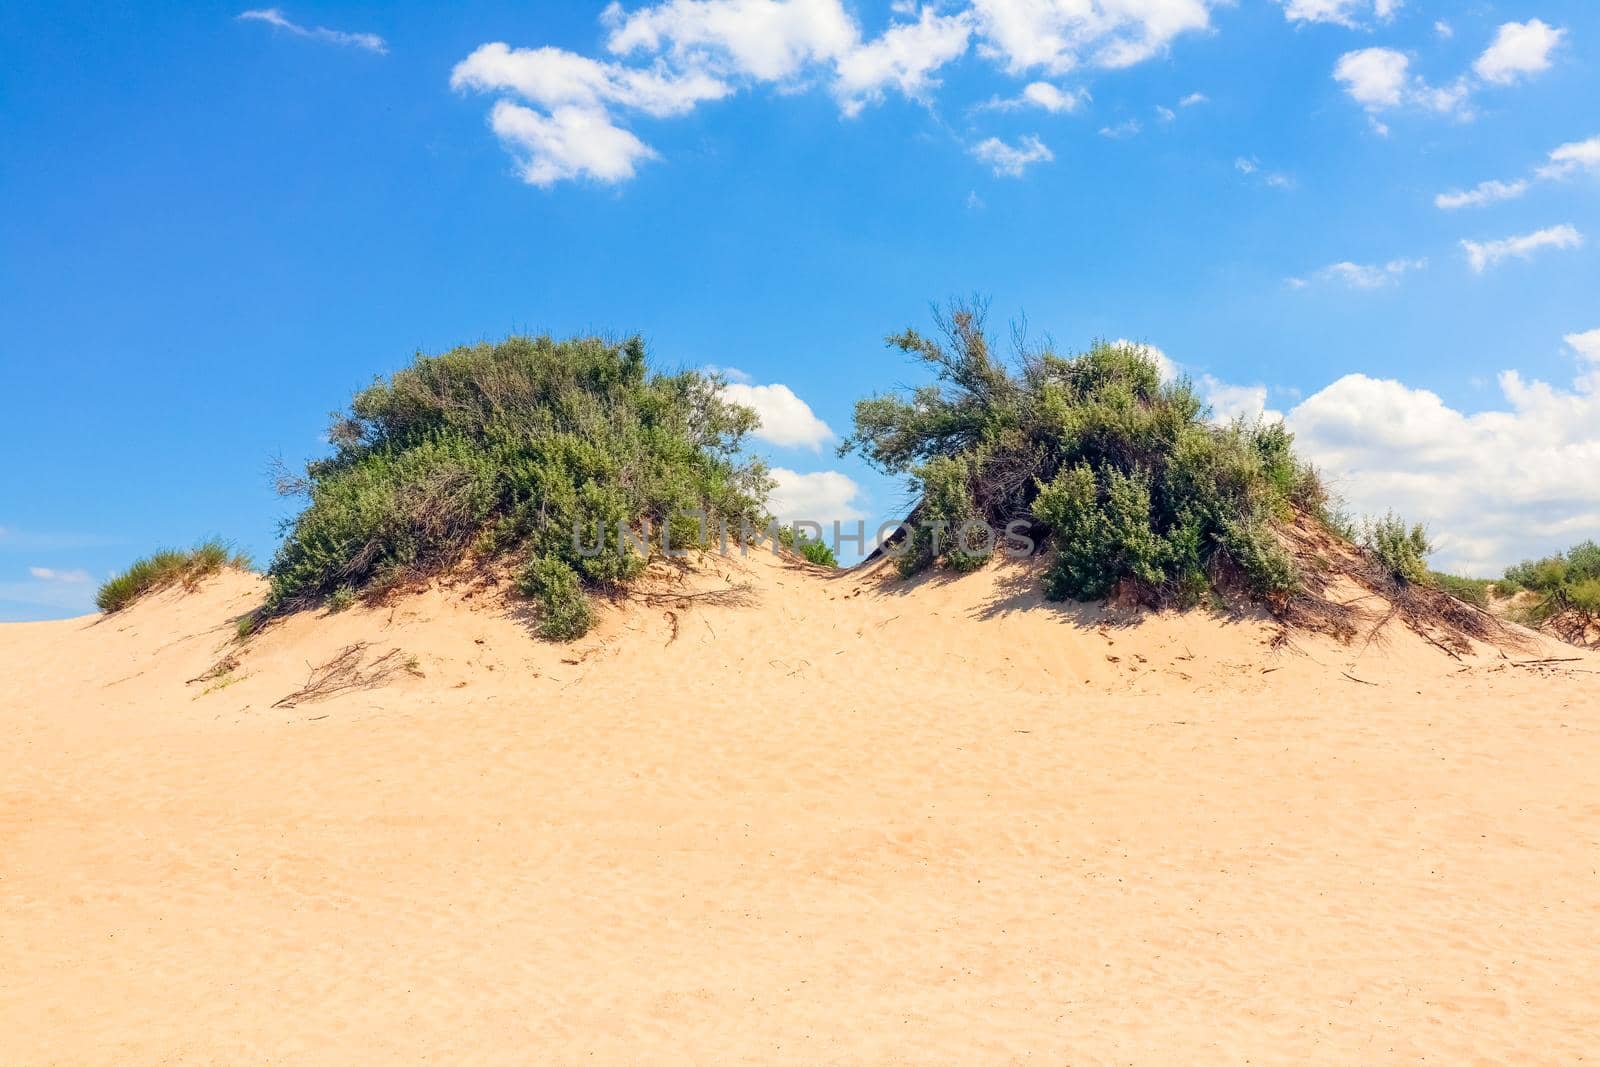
[{"xmin": 97, "ymin": 539, "xmax": 251, "ymax": 614}]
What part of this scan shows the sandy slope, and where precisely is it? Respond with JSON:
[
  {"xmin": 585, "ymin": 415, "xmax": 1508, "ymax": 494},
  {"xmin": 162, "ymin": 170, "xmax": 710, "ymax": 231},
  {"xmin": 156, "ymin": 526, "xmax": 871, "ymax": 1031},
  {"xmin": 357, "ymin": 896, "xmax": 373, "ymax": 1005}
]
[{"xmin": 3, "ymin": 554, "xmax": 1598, "ymax": 1064}]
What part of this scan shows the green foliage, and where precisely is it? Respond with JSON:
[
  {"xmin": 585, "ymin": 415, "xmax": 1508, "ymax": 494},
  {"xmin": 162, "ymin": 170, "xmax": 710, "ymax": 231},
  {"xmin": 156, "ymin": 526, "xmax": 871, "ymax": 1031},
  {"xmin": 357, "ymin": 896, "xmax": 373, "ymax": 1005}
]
[
  {"xmin": 96, "ymin": 539, "xmax": 252, "ymax": 614},
  {"xmin": 1504, "ymin": 539, "xmax": 1600, "ymax": 625},
  {"xmin": 1362, "ymin": 513, "xmax": 1433, "ymax": 586},
  {"xmin": 267, "ymin": 335, "xmax": 770, "ymax": 638},
  {"xmin": 325, "ymin": 586, "xmax": 357, "ymax": 613},
  {"xmin": 517, "ymin": 557, "xmax": 595, "ymax": 639},
  {"xmin": 1430, "ymin": 572, "xmax": 1494, "ymax": 608},
  {"xmin": 843, "ymin": 303, "xmax": 1316, "ymax": 605},
  {"xmin": 776, "ymin": 525, "xmax": 838, "ymax": 568}
]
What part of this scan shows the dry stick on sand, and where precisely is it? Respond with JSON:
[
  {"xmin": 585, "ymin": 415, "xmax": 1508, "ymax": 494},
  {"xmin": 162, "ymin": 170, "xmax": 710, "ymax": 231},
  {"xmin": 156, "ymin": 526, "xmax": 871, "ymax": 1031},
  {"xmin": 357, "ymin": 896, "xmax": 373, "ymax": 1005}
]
[{"xmin": 273, "ymin": 643, "xmax": 412, "ymax": 708}]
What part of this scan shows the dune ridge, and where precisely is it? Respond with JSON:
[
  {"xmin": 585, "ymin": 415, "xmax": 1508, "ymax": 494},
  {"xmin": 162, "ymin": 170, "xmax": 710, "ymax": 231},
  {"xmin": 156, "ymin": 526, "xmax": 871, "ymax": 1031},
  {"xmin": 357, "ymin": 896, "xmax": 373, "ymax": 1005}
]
[{"xmin": 3, "ymin": 555, "xmax": 1598, "ymax": 1063}]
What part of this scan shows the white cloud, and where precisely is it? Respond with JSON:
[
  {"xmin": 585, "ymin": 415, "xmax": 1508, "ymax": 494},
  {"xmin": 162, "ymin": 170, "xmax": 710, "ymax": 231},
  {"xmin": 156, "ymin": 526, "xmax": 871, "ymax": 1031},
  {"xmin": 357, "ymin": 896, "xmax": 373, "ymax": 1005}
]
[
  {"xmin": 28, "ymin": 566, "xmax": 92, "ymax": 583},
  {"xmin": 1536, "ymin": 135, "xmax": 1600, "ymax": 181},
  {"xmin": 603, "ymin": 0, "xmax": 858, "ymax": 82},
  {"xmin": 834, "ymin": 6, "xmax": 972, "ymax": 116},
  {"xmin": 1098, "ymin": 118, "xmax": 1141, "ymax": 139},
  {"xmin": 450, "ymin": 0, "xmax": 1225, "ymax": 186},
  {"xmin": 451, "ymin": 42, "xmax": 730, "ymax": 117},
  {"xmin": 1236, "ymin": 155, "xmax": 1292, "ymax": 187},
  {"xmin": 1434, "ymin": 178, "xmax": 1528, "ymax": 210},
  {"xmin": 970, "ymin": 0, "xmax": 1214, "ymax": 75},
  {"xmin": 1020, "ymin": 81, "xmax": 1088, "ymax": 113},
  {"xmin": 488, "ymin": 101, "xmax": 658, "ymax": 186},
  {"xmin": 1333, "ymin": 47, "xmax": 1471, "ymax": 119},
  {"xmin": 721, "ymin": 380, "xmax": 835, "ymax": 449},
  {"xmin": 1333, "ymin": 47, "xmax": 1408, "ymax": 108},
  {"xmin": 238, "ymin": 8, "xmax": 386, "ymax": 53},
  {"xmin": 1300, "ymin": 257, "xmax": 1427, "ymax": 289},
  {"xmin": 1286, "ymin": 350, "xmax": 1600, "ymax": 574},
  {"xmin": 1433, "ymin": 20, "xmax": 1452, "ymax": 40},
  {"xmin": 1564, "ymin": 329, "xmax": 1600, "ymax": 365},
  {"xmin": 1461, "ymin": 224, "xmax": 1583, "ymax": 273},
  {"xmin": 1474, "ymin": 19, "xmax": 1563, "ymax": 86},
  {"xmin": 971, "ymin": 134, "xmax": 1053, "ymax": 176},
  {"xmin": 1280, "ymin": 0, "xmax": 1398, "ymax": 29},
  {"xmin": 1178, "ymin": 91, "xmax": 1208, "ymax": 107},
  {"xmin": 1155, "ymin": 104, "xmax": 1175, "ymax": 122},
  {"xmin": 767, "ymin": 468, "xmax": 865, "ymax": 526}
]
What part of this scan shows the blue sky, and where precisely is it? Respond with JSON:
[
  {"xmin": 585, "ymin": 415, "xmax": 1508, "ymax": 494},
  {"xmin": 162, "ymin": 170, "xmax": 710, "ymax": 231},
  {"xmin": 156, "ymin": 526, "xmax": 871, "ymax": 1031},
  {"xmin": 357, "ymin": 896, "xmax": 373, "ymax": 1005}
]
[{"xmin": 2, "ymin": 0, "xmax": 1597, "ymax": 620}]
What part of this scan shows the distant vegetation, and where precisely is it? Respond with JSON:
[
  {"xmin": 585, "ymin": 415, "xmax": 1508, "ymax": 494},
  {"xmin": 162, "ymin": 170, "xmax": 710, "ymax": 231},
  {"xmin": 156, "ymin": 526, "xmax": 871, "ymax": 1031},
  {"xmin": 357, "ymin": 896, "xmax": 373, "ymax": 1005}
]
[
  {"xmin": 1504, "ymin": 540, "xmax": 1600, "ymax": 636},
  {"xmin": 843, "ymin": 302, "xmax": 1324, "ymax": 607},
  {"xmin": 97, "ymin": 540, "xmax": 252, "ymax": 614},
  {"xmin": 777, "ymin": 525, "xmax": 839, "ymax": 567},
  {"xmin": 265, "ymin": 335, "xmax": 770, "ymax": 639}
]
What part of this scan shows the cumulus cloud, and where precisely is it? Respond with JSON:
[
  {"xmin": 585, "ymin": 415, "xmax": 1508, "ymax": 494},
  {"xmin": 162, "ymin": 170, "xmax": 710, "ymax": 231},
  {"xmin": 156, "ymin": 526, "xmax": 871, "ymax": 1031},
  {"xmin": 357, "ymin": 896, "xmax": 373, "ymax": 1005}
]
[
  {"xmin": 971, "ymin": 0, "xmax": 1215, "ymax": 74},
  {"xmin": 1286, "ymin": 342, "xmax": 1600, "ymax": 574},
  {"xmin": 834, "ymin": 6, "xmax": 972, "ymax": 116},
  {"xmin": 1179, "ymin": 91, "xmax": 1207, "ymax": 107},
  {"xmin": 1434, "ymin": 178, "xmax": 1528, "ymax": 210},
  {"xmin": 971, "ymin": 134, "xmax": 1053, "ymax": 176},
  {"xmin": 1279, "ymin": 0, "xmax": 1399, "ymax": 30},
  {"xmin": 1474, "ymin": 19, "xmax": 1564, "ymax": 86},
  {"xmin": 238, "ymin": 8, "xmax": 386, "ymax": 53},
  {"xmin": 455, "ymin": 1, "xmax": 1231, "ymax": 185},
  {"xmin": 1461, "ymin": 224, "xmax": 1583, "ymax": 273},
  {"xmin": 487, "ymin": 101, "xmax": 658, "ymax": 186},
  {"xmin": 1334, "ymin": 21, "xmax": 1564, "ymax": 126},
  {"xmin": 767, "ymin": 467, "xmax": 865, "ymax": 526},
  {"xmin": 1020, "ymin": 81, "xmax": 1089, "ymax": 112},
  {"xmin": 451, "ymin": 42, "xmax": 731, "ymax": 117},
  {"xmin": 1564, "ymin": 328, "xmax": 1600, "ymax": 364},
  {"xmin": 1537, "ymin": 135, "xmax": 1600, "ymax": 181},
  {"xmin": 720, "ymin": 379, "xmax": 835, "ymax": 450},
  {"xmin": 1332, "ymin": 47, "xmax": 1469, "ymax": 118}
]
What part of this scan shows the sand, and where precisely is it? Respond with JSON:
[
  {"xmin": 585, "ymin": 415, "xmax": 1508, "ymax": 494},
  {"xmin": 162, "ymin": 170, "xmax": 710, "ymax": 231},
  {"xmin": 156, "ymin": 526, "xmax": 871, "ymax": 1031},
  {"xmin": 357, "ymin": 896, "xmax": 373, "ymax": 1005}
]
[{"xmin": 3, "ymin": 553, "xmax": 1598, "ymax": 1064}]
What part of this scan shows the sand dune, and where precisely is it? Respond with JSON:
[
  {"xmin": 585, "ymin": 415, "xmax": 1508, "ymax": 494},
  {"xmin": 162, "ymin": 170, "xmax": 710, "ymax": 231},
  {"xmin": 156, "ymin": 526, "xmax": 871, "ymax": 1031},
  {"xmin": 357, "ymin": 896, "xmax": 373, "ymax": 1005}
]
[{"xmin": 3, "ymin": 554, "xmax": 1598, "ymax": 1063}]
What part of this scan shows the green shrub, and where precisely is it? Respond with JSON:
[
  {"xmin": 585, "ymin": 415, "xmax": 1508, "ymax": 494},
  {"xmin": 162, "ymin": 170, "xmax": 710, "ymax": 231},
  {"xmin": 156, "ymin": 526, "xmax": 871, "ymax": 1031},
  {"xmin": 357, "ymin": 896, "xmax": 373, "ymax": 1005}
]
[
  {"xmin": 266, "ymin": 335, "xmax": 770, "ymax": 639},
  {"xmin": 517, "ymin": 557, "xmax": 595, "ymax": 639},
  {"xmin": 843, "ymin": 303, "xmax": 1315, "ymax": 606},
  {"xmin": 1506, "ymin": 540, "xmax": 1600, "ymax": 627},
  {"xmin": 1362, "ymin": 513, "xmax": 1432, "ymax": 586},
  {"xmin": 1431, "ymin": 572, "xmax": 1494, "ymax": 608},
  {"xmin": 776, "ymin": 525, "xmax": 838, "ymax": 567},
  {"xmin": 97, "ymin": 539, "xmax": 252, "ymax": 614},
  {"xmin": 325, "ymin": 586, "xmax": 357, "ymax": 613}
]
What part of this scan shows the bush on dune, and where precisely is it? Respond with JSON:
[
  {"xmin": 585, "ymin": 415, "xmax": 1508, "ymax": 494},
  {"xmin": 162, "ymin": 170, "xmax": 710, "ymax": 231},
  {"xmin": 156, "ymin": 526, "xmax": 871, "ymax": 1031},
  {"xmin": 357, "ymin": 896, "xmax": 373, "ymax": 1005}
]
[
  {"xmin": 842, "ymin": 302, "xmax": 1324, "ymax": 608},
  {"xmin": 841, "ymin": 300, "xmax": 1511, "ymax": 650},
  {"xmin": 777, "ymin": 524, "xmax": 839, "ymax": 567},
  {"xmin": 1504, "ymin": 540, "xmax": 1600, "ymax": 635},
  {"xmin": 97, "ymin": 540, "xmax": 253, "ymax": 614},
  {"xmin": 265, "ymin": 335, "xmax": 770, "ymax": 639}
]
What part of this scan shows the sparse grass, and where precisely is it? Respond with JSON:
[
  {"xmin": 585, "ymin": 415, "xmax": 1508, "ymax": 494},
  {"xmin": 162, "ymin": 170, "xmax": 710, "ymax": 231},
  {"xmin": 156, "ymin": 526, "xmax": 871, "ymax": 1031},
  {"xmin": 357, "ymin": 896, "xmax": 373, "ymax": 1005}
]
[
  {"xmin": 265, "ymin": 335, "xmax": 770, "ymax": 640},
  {"xmin": 97, "ymin": 539, "xmax": 252, "ymax": 614}
]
